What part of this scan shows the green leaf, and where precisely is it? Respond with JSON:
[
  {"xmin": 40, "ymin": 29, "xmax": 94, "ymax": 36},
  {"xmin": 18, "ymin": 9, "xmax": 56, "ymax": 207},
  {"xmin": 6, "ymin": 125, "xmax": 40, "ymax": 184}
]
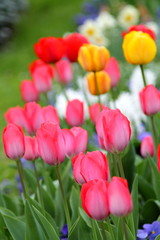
[
  {"xmin": 138, "ymin": 175, "xmax": 156, "ymax": 200},
  {"xmin": 2, "ymin": 214, "xmax": 25, "ymax": 240},
  {"xmin": 131, "ymin": 174, "xmax": 138, "ymax": 236},
  {"xmin": 148, "ymin": 156, "xmax": 160, "ymax": 199},
  {"xmin": 155, "ymin": 235, "xmax": 160, "ymax": 240},
  {"xmin": 125, "ymin": 224, "xmax": 135, "ymax": 240},
  {"xmin": 117, "ymin": 218, "xmax": 123, "ymax": 240},
  {"xmin": 23, "ymin": 168, "xmax": 37, "ymax": 191},
  {"xmin": 68, "ymin": 216, "xmax": 80, "ymax": 239},
  {"xmin": 32, "ymin": 206, "xmax": 59, "ymax": 240},
  {"xmin": 142, "ymin": 200, "xmax": 160, "ymax": 223},
  {"xmin": 79, "ymin": 207, "xmax": 92, "ymax": 228},
  {"xmin": 2, "ymin": 194, "xmax": 19, "ymax": 215},
  {"xmin": 69, "ymin": 186, "xmax": 80, "ymax": 223}
]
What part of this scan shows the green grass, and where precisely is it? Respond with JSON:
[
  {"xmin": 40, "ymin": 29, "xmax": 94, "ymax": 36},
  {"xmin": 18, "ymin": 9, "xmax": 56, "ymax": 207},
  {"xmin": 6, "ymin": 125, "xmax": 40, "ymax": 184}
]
[{"xmin": 0, "ymin": 0, "xmax": 82, "ymax": 181}]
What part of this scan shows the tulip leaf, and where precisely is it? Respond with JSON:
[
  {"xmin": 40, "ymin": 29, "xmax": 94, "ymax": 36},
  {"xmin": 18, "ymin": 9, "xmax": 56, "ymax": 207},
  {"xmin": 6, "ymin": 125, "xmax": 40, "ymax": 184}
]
[
  {"xmin": 148, "ymin": 156, "xmax": 160, "ymax": 199},
  {"xmin": 138, "ymin": 175, "xmax": 156, "ymax": 200},
  {"xmin": 79, "ymin": 207, "xmax": 92, "ymax": 228},
  {"xmin": 40, "ymin": 186, "xmax": 55, "ymax": 217},
  {"xmin": 77, "ymin": 216, "xmax": 93, "ymax": 240},
  {"xmin": 2, "ymin": 194, "xmax": 19, "ymax": 215},
  {"xmin": 68, "ymin": 216, "xmax": 80, "ymax": 239},
  {"xmin": 141, "ymin": 199, "xmax": 160, "ymax": 223},
  {"xmin": 125, "ymin": 223, "xmax": 135, "ymax": 240},
  {"xmin": 23, "ymin": 168, "xmax": 37, "ymax": 191},
  {"xmin": 131, "ymin": 174, "xmax": 138, "ymax": 235},
  {"xmin": 69, "ymin": 185, "xmax": 80, "ymax": 223},
  {"xmin": 116, "ymin": 218, "xmax": 123, "ymax": 240},
  {"xmin": 155, "ymin": 235, "xmax": 160, "ymax": 240}
]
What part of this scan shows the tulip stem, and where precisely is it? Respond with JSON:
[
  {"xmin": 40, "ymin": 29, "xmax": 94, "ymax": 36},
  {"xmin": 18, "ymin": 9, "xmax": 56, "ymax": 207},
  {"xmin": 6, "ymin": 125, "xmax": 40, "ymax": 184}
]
[
  {"xmin": 117, "ymin": 154, "xmax": 125, "ymax": 179},
  {"xmin": 106, "ymin": 219, "xmax": 115, "ymax": 240},
  {"xmin": 91, "ymin": 220, "xmax": 98, "ymax": 240},
  {"xmin": 140, "ymin": 65, "xmax": 147, "ymax": 87},
  {"xmin": 16, "ymin": 159, "xmax": 27, "ymax": 198},
  {"xmin": 55, "ymin": 164, "xmax": 71, "ymax": 232},
  {"xmin": 100, "ymin": 221, "xmax": 107, "ymax": 240},
  {"xmin": 111, "ymin": 154, "xmax": 119, "ymax": 177},
  {"xmin": 122, "ymin": 217, "xmax": 129, "ymax": 240},
  {"xmin": 94, "ymin": 72, "xmax": 102, "ymax": 110},
  {"xmin": 150, "ymin": 116, "xmax": 158, "ymax": 159},
  {"xmin": 33, "ymin": 161, "xmax": 45, "ymax": 214},
  {"xmin": 60, "ymin": 83, "xmax": 69, "ymax": 102}
]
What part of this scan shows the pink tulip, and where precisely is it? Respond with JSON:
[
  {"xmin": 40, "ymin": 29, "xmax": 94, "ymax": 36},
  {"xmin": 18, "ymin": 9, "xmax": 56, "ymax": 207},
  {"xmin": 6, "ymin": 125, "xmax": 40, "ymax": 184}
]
[
  {"xmin": 62, "ymin": 129, "xmax": 74, "ymax": 157},
  {"xmin": 89, "ymin": 103, "xmax": 105, "ymax": 124},
  {"xmin": 96, "ymin": 108, "xmax": 131, "ymax": 153},
  {"xmin": 108, "ymin": 177, "xmax": 133, "ymax": 216},
  {"xmin": 72, "ymin": 151, "xmax": 110, "ymax": 184},
  {"xmin": 36, "ymin": 122, "xmax": 66, "ymax": 165},
  {"xmin": 55, "ymin": 59, "xmax": 73, "ymax": 84},
  {"xmin": 23, "ymin": 102, "xmax": 44, "ymax": 135},
  {"xmin": 42, "ymin": 105, "xmax": 60, "ymax": 125},
  {"xmin": 2, "ymin": 123, "xmax": 25, "ymax": 159},
  {"xmin": 20, "ymin": 80, "xmax": 39, "ymax": 102},
  {"xmin": 104, "ymin": 57, "xmax": 120, "ymax": 88},
  {"xmin": 70, "ymin": 127, "xmax": 88, "ymax": 154},
  {"xmin": 29, "ymin": 59, "xmax": 54, "ymax": 93},
  {"xmin": 140, "ymin": 136, "xmax": 154, "ymax": 158},
  {"xmin": 139, "ymin": 84, "xmax": 160, "ymax": 116},
  {"xmin": 66, "ymin": 99, "xmax": 84, "ymax": 126},
  {"xmin": 81, "ymin": 179, "xmax": 110, "ymax": 220},
  {"xmin": 23, "ymin": 136, "xmax": 39, "ymax": 161}
]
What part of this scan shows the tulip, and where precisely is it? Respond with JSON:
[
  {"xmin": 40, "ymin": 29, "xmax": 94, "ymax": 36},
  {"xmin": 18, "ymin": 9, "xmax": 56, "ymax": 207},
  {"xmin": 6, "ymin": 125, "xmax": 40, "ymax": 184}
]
[
  {"xmin": 34, "ymin": 37, "xmax": 65, "ymax": 63},
  {"xmin": 108, "ymin": 177, "xmax": 133, "ymax": 216},
  {"xmin": 42, "ymin": 105, "xmax": 60, "ymax": 125},
  {"xmin": 29, "ymin": 59, "xmax": 54, "ymax": 93},
  {"xmin": 36, "ymin": 122, "xmax": 66, "ymax": 165},
  {"xmin": 23, "ymin": 136, "xmax": 39, "ymax": 161},
  {"xmin": 72, "ymin": 151, "xmax": 110, "ymax": 184},
  {"xmin": 55, "ymin": 59, "xmax": 73, "ymax": 84},
  {"xmin": 96, "ymin": 108, "xmax": 131, "ymax": 153},
  {"xmin": 20, "ymin": 80, "xmax": 39, "ymax": 102},
  {"xmin": 122, "ymin": 31, "xmax": 157, "ymax": 65},
  {"xmin": 66, "ymin": 99, "xmax": 84, "ymax": 126},
  {"xmin": 62, "ymin": 129, "xmax": 75, "ymax": 157},
  {"xmin": 157, "ymin": 145, "xmax": 160, "ymax": 172},
  {"xmin": 81, "ymin": 179, "xmax": 110, "ymax": 220},
  {"xmin": 70, "ymin": 127, "xmax": 88, "ymax": 154},
  {"xmin": 78, "ymin": 44, "xmax": 110, "ymax": 72},
  {"xmin": 2, "ymin": 123, "xmax": 25, "ymax": 160},
  {"xmin": 86, "ymin": 71, "xmax": 110, "ymax": 95},
  {"xmin": 64, "ymin": 33, "xmax": 89, "ymax": 62},
  {"xmin": 140, "ymin": 135, "xmax": 154, "ymax": 158},
  {"xmin": 104, "ymin": 57, "xmax": 120, "ymax": 88},
  {"xmin": 89, "ymin": 103, "xmax": 105, "ymax": 124},
  {"xmin": 122, "ymin": 24, "xmax": 156, "ymax": 40},
  {"xmin": 139, "ymin": 84, "xmax": 160, "ymax": 116}
]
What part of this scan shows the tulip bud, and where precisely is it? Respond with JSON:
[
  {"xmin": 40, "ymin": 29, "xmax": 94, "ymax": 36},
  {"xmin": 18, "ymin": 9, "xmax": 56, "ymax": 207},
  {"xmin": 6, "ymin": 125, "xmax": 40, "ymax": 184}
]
[
  {"xmin": 55, "ymin": 59, "xmax": 73, "ymax": 84},
  {"xmin": 34, "ymin": 37, "xmax": 65, "ymax": 63},
  {"xmin": 139, "ymin": 84, "xmax": 160, "ymax": 116},
  {"xmin": 42, "ymin": 105, "xmax": 60, "ymax": 125},
  {"xmin": 96, "ymin": 108, "xmax": 131, "ymax": 153},
  {"xmin": 89, "ymin": 103, "xmax": 105, "ymax": 124},
  {"xmin": 64, "ymin": 33, "xmax": 89, "ymax": 62},
  {"xmin": 20, "ymin": 80, "xmax": 39, "ymax": 102},
  {"xmin": 62, "ymin": 129, "xmax": 74, "ymax": 157},
  {"xmin": 104, "ymin": 57, "xmax": 120, "ymax": 88},
  {"xmin": 70, "ymin": 127, "xmax": 88, "ymax": 154},
  {"xmin": 36, "ymin": 122, "xmax": 66, "ymax": 165},
  {"xmin": 2, "ymin": 123, "xmax": 25, "ymax": 160},
  {"xmin": 78, "ymin": 44, "xmax": 110, "ymax": 72},
  {"xmin": 140, "ymin": 136, "xmax": 154, "ymax": 158},
  {"xmin": 86, "ymin": 71, "xmax": 110, "ymax": 95},
  {"xmin": 81, "ymin": 179, "xmax": 110, "ymax": 220},
  {"xmin": 108, "ymin": 177, "xmax": 133, "ymax": 216},
  {"xmin": 23, "ymin": 136, "xmax": 39, "ymax": 161},
  {"xmin": 66, "ymin": 99, "xmax": 84, "ymax": 126},
  {"xmin": 122, "ymin": 31, "xmax": 157, "ymax": 65},
  {"xmin": 72, "ymin": 151, "xmax": 110, "ymax": 184},
  {"xmin": 29, "ymin": 59, "xmax": 54, "ymax": 93}
]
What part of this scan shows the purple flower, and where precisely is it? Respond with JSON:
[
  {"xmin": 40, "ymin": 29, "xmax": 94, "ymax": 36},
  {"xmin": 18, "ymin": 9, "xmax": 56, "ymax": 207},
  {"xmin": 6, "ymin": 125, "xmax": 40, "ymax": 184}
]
[
  {"xmin": 137, "ymin": 132, "xmax": 151, "ymax": 142},
  {"xmin": 137, "ymin": 221, "xmax": 160, "ymax": 240},
  {"xmin": 60, "ymin": 224, "xmax": 68, "ymax": 240}
]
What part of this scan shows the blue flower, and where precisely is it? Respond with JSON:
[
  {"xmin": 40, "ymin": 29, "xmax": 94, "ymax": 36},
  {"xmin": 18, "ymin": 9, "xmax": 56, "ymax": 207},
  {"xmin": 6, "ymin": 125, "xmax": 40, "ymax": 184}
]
[
  {"xmin": 137, "ymin": 221, "xmax": 160, "ymax": 240},
  {"xmin": 60, "ymin": 224, "xmax": 68, "ymax": 240}
]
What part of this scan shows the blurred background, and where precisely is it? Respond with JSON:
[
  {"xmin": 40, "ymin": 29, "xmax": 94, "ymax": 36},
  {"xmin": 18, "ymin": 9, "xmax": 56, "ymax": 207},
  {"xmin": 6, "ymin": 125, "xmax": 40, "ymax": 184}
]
[{"xmin": 0, "ymin": 0, "xmax": 160, "ymax": 180}]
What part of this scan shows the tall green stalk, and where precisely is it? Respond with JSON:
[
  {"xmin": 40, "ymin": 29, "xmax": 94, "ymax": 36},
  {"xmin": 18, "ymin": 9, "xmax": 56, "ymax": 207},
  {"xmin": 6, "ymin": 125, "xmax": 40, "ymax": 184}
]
[
  {"xmin": 16, "ymin": 159, "xmax": 27, "ymax": 198},
  {"xmin": 140, "ymin": 65, "xmax": 147, "ymax": 86}
]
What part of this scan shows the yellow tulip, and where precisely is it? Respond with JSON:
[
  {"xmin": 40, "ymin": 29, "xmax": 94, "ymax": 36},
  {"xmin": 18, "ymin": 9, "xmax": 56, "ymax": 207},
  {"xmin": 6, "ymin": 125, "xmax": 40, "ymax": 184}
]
[
  {"xmin": 122, "ymin": 31, "xmax": 157, "ymax": 64},
  {"xmin": 86, "ymin": 71, "xmax": 111, "ymax": 95},
  {"xmin": 78, "ymin": 44, "xmax": 110, "ymax": 72}
]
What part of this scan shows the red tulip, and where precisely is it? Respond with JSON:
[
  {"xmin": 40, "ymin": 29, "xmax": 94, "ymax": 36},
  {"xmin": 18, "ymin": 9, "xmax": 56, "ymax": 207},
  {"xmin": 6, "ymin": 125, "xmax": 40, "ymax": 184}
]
[
  {"xmin": 89, "ymin": 103, "xmax": 105, "ymax": 124},
  {"xmin": 81, "ymin": 179, "xmax": 109, "ymax": 220},
  {"xmin": 20, "ymin": 80, "xmax": 39, "ymax": 102},
  {"xmin": 108, "ymin": 177, "xmax": 133, "ymax": 216},
  {"xmin": 157, "ymin": 145, "xmax": 160, "ymax": 172},
  {"xmin": 122, "ymin": 24, "xmax": 156, "ymax": 40},
  {"xmin": 139, "ymin": 84, "xmax": 160, "ymax": 116},
  {"xmin": 70, "ymin": 127, "xmax": 88, "ymax": 154},
  {"xmin": 140, "ymin": 135, "xmax": 154, "ymax": 158},
  {"xmin": 104, "ymin": 57, "xmax": 120, "ymax": 88},
  {"xmin": 66, "ymin": 99, "xmax": 84, "ymax": 126},
  {"xmin": 64, "ymin": 33, "xmax": 89, "ymax": 62},
  {"xmin": 29, "ymin": 59, "xmax": 54, "ymax": 93},
  {"xmin": 72, "ymin": 151, "xmax": 110, "ymax": 184},
  {"xmin": 2, "ymin": 123, "xmax": 25, "ymax": 159},
  {"xmin": 55, "ymin": 59, "xmax": 73, "ymax": 84},
  {"xmin": 34, "ymin": 37, "xmax": 65, "ymax": 63},
  {"xmin": 36, "ymin": 122, "xmax": 66, "ymax": 165},
  {"xmin": 96, "ymin": 108, "xmax": 131, "ymax": 153},
  {"xmin": 23, "ymin": 136, "xmax": 39, "ymax": 161},
  {"xmin": 42, "ymin": 105, "xmax": 60, "ymax": 125}
]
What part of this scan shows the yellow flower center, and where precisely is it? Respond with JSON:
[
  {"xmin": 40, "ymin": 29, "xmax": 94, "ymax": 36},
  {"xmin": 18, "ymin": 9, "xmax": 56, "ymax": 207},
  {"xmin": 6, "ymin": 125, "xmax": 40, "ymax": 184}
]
[
  {"xmin": 124, "ymin": 14, "xmax": 133, "ymax": 22},
  {"xmin": 86, "ymin": 28, "xmax": 95, "ymax": 36},
  {"xmin": 152, "ymin": 231, "xmax": 155, "ymax": 234}
]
